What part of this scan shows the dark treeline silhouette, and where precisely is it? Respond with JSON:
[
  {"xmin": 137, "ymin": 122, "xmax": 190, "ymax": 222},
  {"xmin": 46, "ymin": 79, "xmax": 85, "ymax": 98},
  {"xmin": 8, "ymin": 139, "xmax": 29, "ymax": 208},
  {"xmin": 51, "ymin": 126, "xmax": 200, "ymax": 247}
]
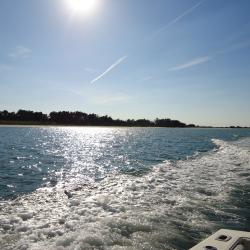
[
  {"xmin": 0, "ymin": 110, "xmax": 48, "ymax": 122},
  {"xmin": 0, "ymin": 109, "xmax": 196, "ymax": 127}
]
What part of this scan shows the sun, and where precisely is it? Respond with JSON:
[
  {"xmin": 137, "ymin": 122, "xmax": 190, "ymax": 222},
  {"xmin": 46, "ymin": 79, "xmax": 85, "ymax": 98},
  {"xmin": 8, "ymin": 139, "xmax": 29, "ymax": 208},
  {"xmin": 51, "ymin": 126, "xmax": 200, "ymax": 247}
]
[{"xmin": 66, "ymin": 0, "xmax": 99, "ymax": 16}]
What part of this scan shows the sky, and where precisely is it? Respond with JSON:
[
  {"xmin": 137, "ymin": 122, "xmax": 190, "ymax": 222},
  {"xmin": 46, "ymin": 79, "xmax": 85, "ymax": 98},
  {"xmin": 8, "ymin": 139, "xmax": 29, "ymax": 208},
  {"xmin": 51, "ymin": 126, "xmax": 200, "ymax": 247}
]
[{"xmin": 0, "ymin": 0, "xmax": 250, "ymax": 127}]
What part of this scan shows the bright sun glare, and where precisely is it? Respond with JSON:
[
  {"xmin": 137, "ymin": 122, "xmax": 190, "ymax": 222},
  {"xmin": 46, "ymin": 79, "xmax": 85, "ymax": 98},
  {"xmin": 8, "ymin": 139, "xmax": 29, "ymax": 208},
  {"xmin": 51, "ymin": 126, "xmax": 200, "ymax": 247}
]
[{"xmin": 66, "ymin": 0, "xmax": 99, "ymax": 16}]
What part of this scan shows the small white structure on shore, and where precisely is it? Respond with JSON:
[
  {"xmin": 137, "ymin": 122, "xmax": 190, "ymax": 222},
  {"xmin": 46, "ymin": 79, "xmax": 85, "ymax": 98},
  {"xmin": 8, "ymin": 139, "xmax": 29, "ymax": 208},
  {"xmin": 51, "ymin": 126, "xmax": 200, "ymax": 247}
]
[{"xmin": 190, "ymin": 229, "xmax": 250, "ymax": 250}]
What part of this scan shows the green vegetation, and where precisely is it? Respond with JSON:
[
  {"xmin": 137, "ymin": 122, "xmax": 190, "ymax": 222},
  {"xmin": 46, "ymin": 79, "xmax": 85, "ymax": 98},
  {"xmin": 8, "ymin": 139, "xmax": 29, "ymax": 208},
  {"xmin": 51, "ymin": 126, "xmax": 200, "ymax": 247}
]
[{"xmin": 0, "ymin": 110, "xmax": 195, "ymax": 127}]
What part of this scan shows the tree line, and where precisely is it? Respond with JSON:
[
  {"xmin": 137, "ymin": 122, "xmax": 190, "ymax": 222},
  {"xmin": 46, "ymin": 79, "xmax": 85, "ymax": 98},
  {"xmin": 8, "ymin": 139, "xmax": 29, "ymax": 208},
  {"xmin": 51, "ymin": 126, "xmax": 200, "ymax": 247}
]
[{"xmin": 0, "ymin": 109, "xmax": 196, "ymax": 127}]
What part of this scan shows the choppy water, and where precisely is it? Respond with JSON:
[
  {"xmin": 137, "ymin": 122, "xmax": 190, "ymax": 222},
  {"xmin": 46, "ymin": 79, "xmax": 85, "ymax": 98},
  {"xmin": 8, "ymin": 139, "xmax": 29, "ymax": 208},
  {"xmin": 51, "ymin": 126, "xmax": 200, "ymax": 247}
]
[{"xmin": 0, "ymin": 127, "xmax": 250, "ymax": 250}]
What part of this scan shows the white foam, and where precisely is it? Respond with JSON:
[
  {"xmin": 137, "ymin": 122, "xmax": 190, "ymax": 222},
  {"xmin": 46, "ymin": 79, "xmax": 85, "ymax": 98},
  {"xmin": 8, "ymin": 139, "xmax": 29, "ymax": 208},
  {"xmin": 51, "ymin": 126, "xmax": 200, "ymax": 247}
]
[{"xmin": 0, "ymin": 138, "xmax": 250, "ymax": 249}]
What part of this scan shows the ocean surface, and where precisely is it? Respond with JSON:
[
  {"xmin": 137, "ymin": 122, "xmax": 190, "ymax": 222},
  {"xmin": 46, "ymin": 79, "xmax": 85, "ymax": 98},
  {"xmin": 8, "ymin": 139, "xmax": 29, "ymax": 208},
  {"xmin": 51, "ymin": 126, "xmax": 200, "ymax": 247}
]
[{"xmin": 0, "ymin": 126, "xmax": 250, "ymax": 250}]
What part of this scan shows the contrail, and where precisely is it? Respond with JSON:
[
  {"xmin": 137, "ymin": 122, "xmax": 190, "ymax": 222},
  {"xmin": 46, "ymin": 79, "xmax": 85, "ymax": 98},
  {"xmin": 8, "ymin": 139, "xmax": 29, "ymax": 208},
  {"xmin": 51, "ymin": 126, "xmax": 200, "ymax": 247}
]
[
  {"xmin": 91, "ymin": 56, "xmax": 127, "ymax": 84},
  {"xmin": 168, "ymin": 38, "xmax": 250, "ymax": 72},
  {"xmin": 168, "ymin": 56, "xmax": 211, "ymax": 71},
  {"xmin": 90, "ymin": 1, "xmax": 205, "ymax": 83},
  {"xmin": 152, "ymin": 0, "xmax": 206, "ymax": 38}
]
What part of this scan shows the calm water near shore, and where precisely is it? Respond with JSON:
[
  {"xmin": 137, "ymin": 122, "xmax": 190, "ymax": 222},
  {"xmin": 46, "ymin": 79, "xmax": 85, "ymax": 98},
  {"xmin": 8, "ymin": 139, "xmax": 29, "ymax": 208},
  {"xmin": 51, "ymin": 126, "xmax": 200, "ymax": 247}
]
[{"xmin": 0, "ymin": 127, "xmax": 250, "ymax": 249}]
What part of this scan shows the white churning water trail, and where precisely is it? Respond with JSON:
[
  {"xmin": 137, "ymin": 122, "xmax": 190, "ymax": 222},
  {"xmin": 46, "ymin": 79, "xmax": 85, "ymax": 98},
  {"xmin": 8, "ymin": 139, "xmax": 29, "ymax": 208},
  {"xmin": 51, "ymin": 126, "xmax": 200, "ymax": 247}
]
[{"xmin": 0, "ymin": 138, "xmax": 250, "ymax": 250}]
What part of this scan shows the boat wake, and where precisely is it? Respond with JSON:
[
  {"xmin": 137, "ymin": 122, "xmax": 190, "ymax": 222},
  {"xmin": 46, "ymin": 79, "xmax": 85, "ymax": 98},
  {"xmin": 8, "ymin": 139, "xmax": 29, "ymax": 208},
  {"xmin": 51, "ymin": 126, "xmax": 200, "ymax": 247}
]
[{"xmin": 0, "ymin": 138, "xmax": 250, "ymax": 250}]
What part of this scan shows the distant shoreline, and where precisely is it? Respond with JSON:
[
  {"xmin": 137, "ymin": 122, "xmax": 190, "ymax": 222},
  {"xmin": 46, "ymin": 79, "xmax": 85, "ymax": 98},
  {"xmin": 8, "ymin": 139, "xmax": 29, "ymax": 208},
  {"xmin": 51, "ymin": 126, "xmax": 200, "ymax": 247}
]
[
  {"xmin": 0, "ymin": 110, "xmax": 191, "ymax": 128},
  {"xmin": 0, "ymin": 123, "xmax": 249, "ymax": 129},
  {"xmin": 1, "ymin": 110, "xmax": 249, "ymax": 128}
]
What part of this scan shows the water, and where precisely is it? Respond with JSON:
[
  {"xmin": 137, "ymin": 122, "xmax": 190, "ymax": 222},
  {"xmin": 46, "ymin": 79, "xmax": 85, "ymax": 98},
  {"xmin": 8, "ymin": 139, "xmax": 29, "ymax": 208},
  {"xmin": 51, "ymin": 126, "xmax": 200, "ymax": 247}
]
[{"xmin": 0, "ymin": 126, "xmax": 250, "ymax": 249}]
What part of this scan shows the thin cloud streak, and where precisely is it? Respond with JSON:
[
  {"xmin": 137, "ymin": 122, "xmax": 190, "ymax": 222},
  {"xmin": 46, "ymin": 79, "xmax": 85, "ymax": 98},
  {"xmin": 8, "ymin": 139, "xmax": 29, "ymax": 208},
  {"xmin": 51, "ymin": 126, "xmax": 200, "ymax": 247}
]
[
  {"xmin": 0, "ymin": 64, "xmax": 12, "ymax": 72},
  {"xmin": 140, "ymin": 76, "xmax": 153, "ymax": 82},
  {"xmin": 216, "ymin": 39, "xmax": 250, "ymax": 55},
  {"xmin": 9, "ymin": 46, "xmax": 32, "ymax": 59},
  {"xmin": 168, "ymin": 39, "xmax": 250, "ymax": 72},
  {"xmin": 93, "ymin": 94, "xmax": 132, "ymax": 105},
  {"xmin": 153, "ymin": 0, "xmax": 205, "ymax": 37},
  {"xmin": 91, "ymin": 56, "xmax": 127, "ymax": 84},
  {"xmin": 169, "ymin": 56, "xmax": 211, "ymax": 71},
  {"xmin": 84, "ymin": 67, "xmax": 99, "ymax": 73}
]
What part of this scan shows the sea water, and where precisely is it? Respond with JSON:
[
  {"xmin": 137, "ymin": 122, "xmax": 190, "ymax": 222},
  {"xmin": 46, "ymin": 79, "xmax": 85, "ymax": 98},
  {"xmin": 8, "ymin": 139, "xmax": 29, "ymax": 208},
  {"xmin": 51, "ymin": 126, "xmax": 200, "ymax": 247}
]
[{"xmin": 0, "ymin": 127, "xmax": 250, "ymax": 249}]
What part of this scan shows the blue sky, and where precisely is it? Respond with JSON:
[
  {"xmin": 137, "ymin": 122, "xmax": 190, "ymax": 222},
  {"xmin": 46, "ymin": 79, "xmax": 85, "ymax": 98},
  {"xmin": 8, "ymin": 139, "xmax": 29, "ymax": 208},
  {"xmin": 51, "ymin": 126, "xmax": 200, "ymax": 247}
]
[{"xmin": 0, "ymin": 0, "xmax": 250, "ymax": 126}]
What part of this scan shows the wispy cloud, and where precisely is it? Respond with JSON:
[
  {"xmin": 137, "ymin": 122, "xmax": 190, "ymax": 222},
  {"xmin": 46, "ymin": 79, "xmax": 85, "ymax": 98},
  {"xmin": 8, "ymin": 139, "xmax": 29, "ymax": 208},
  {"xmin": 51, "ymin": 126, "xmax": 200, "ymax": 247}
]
[
  {"xmin": 153, "ymin": 0, "xmax": 205, "ymax": 37},
  {"xmin": 0, "ymin": 64, "xmax": 12, "ymax": 72},
  {"xmin": 216, "ymin": 39, "xmax": 250, "ymax": 55},
  {"xmin": 169, "ymin": 56, "xmax": 211, "ymax": 71},
  {"xmin": 93, "ymin": 94, "xmax": 132, "ymax": 105},
  {"xmin": 140, "ymin": 76, "xmax": 153, "ymax": 82},
  {"xmin": 91, "ymin": 56, "xmax": 127, "ymax": 84},
  {"xmin": 57, "ymin": 86, "xmax": 132, "ymax": 105},
  {"xmin": 168, "ymin": 38, "xmax": 250, "ymax": 72},
  {"xmin": 9, "ymin": 46, "xmax": 32, "ymax": 59},
  {"xmin": 84, "ymin": 67, "xmax": 99, "ymax": 73}
]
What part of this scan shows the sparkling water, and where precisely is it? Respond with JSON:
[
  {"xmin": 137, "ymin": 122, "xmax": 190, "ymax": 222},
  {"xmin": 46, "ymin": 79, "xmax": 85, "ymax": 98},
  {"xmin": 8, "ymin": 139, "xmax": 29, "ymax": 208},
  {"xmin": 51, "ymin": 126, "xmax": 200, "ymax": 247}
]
[{"xmin": 0, "ymin": 127, "xmax": 250, "ymax": 249}]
